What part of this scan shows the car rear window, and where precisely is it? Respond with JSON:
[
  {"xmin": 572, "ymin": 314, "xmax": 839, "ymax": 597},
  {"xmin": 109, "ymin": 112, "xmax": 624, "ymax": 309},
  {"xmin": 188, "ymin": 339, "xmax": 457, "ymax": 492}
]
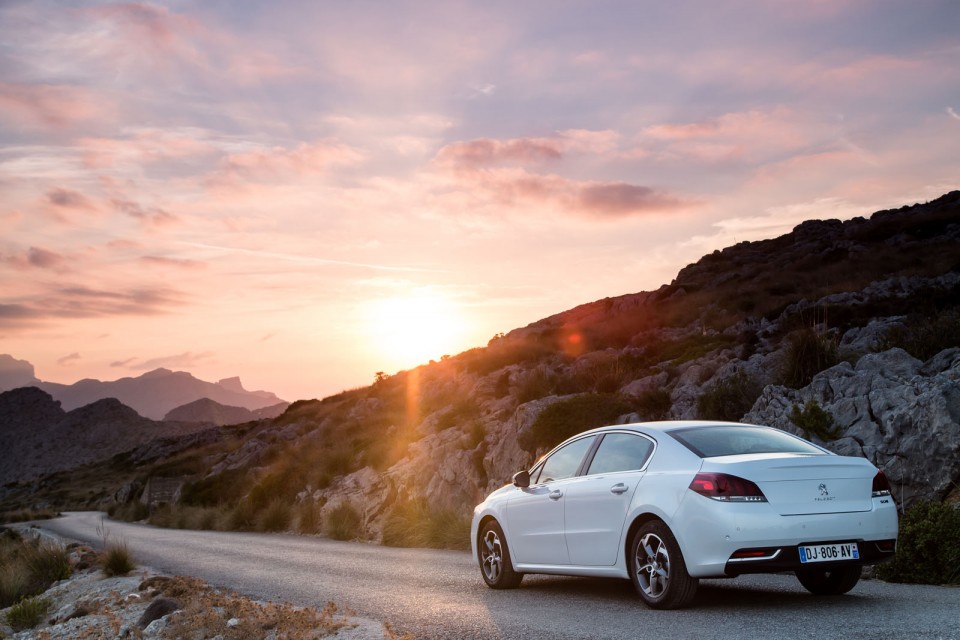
[{"xmin": 668, "ymin": 425, "xmax": 825, "ymax": 458}]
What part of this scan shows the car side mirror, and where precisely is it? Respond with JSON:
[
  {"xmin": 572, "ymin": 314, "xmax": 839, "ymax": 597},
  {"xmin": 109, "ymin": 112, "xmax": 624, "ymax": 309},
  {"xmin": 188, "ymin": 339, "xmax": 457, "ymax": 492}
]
[{"xmin": 512, "ymin": 470, "xmax": 531, "ymax": 488}]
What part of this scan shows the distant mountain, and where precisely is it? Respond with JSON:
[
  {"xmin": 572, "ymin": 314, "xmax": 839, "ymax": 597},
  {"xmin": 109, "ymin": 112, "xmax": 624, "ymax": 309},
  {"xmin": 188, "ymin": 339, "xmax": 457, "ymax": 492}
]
[
  {"xmin": 0, "ymin": 364, "xmax": 287, "ymax": 420},
  {"xmin": 0, "ymin": 355, "xmax": 39, "ymax": 390},
  {"xmin": 0, "ymin": 387, "xmax": 216, "ymax": 485},
  {"xmin": 163, "ymin": 398, "xmax": 289, "ymax": 425}
]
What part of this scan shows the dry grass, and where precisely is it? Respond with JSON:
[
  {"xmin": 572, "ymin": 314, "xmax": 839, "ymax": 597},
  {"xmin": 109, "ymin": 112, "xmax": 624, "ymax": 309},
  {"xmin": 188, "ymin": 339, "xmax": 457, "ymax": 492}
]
[
  {"xmin": 100, "ymin": 540, "xmax": 136, "ymax": 577},
  {"xmin": 157, "ymin": 576, "xmax": 349, "ymax": 639}
]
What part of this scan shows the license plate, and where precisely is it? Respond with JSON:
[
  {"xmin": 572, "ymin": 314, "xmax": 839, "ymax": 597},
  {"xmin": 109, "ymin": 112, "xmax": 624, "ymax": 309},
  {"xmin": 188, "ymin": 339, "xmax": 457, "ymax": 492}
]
[{"xmin": 798, "ymin": 542, "xmax": 859, "ymax": 563}]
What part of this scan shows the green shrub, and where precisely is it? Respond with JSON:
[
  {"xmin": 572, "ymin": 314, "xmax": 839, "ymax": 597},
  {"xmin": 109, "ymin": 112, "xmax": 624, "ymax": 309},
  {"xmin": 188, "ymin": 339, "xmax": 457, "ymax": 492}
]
[
  {"xmin": 878, "ymin": 309, "xmax": 960, "ymax": 360},
  {"xmin": 633, "ymin": 389, "xmax": 672, "ymax": 421},
  {"xmin": 380, "ymin": 499, "xmax": 471, "ymax": 550},
  {"xmin": 100, "ymin": 541, "xmax": 135, "ymax": 577},
  {"xmin": 789, "ymin": 400, "xmax": 839, "ymax": 440},
  {"xmin": 514, "ymin": 366, "xmax": 557, "ymax": 403},
  {"xmin": 696, "ymin": 371, "xmax": 763, "ymax": 422},
  {"xmin": 435, "ymin": 399, "xmax": 480, "ymax": 431},
  {"xmin": 5, "ymin": 595, "xmax": 51, "ymax": 631},
  {"xmin": 324, "ymin": 502, "xmax": 362, "ymax": 541},
  {"xmin": 876, "ymin": 501, "xmax": 960, "ymax": 585},
  {"xmin": 519, "ymin": 393, "xmax": 635, "ymax": 453},
  {"xmin": 779, "ymin": 327, "xmax": 840, "ymax": 388}
]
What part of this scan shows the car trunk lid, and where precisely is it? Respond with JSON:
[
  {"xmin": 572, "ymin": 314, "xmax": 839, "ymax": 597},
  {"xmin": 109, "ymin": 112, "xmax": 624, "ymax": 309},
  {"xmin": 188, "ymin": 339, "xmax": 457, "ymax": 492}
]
[{"xmin": 700, "ymin": 453, "xmax": 875, "ymax": 515}]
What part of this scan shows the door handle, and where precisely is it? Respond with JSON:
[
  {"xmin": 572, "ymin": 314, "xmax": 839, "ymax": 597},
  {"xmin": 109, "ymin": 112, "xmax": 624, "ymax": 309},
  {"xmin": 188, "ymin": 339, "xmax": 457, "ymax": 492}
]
[
  {"xmin": 549, "ymin": 490, "xmax": 563, "ymax": 501},
  {"xmin": 610, "ymin": 483, "xmax": 629, "ymax": 495}
]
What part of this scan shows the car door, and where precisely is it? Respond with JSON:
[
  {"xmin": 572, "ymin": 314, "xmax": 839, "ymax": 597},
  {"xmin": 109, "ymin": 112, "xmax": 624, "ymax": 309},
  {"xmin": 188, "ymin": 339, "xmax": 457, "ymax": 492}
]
[
  {"xmin": 563, "ymin": 432, "xmax": 656, "ymax": 566},
  {"xmin": 506, "ymin": 435, "xmax": 596, "ymax": 566}
]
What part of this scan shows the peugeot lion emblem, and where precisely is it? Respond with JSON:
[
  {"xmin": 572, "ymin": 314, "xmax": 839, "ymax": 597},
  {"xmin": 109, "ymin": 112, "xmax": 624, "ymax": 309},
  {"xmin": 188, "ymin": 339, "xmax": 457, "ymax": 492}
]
[{"xmin": 818, "ymin": 483, "xmax": 829, "ymax": 496}]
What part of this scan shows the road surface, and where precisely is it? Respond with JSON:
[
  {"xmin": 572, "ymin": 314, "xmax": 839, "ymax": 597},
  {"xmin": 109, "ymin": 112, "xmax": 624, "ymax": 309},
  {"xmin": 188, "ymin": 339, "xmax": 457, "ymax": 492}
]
[{"xmin": 38, "ymin": 512, "xmax": 959, "ymax": 640}]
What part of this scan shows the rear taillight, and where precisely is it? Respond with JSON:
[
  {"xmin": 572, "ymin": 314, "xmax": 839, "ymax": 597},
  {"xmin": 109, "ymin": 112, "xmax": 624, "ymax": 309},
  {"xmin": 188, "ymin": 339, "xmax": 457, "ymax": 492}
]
[
  {"xmin": 872, "ymin": 470, "xmax": 892, "ymax": 497},
  {"xmin": 689, "ymin": 472, "xmax": 767, "ymax": 502}
]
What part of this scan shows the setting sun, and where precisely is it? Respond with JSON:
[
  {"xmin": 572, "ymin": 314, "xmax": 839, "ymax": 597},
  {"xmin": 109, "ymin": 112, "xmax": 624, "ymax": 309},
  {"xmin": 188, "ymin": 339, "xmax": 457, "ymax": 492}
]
[{"xmin": 366, "ymin": 292, "xmax": 466, "ymax": 370}]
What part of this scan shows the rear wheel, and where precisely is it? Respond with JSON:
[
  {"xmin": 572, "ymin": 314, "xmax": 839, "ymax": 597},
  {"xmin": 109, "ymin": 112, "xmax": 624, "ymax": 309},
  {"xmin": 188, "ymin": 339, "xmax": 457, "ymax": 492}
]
[
  {"xmin": 796, "ymin": 565, "xmax": 862, "ymax": 595},
  {"xmin": 629, "ymin": 521, "xmax": 698, "ymax": 609},
  {"xmin": 479, "ymin": 521, "xmax": 523, "ymax": 589}
]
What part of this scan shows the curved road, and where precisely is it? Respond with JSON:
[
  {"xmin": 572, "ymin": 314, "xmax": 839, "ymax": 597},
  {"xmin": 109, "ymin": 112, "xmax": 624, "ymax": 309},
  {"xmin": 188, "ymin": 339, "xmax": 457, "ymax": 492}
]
[{"xmin": 39, "ymin": 512, "xmax": 958, "ymax": 640}]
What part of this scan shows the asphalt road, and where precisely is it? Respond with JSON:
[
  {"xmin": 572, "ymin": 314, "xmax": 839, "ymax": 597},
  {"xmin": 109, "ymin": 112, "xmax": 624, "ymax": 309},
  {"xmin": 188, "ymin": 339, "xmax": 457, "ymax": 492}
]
[{"xmin": 38, "ymin": 512, "xmax": 958, "ymax": 640}]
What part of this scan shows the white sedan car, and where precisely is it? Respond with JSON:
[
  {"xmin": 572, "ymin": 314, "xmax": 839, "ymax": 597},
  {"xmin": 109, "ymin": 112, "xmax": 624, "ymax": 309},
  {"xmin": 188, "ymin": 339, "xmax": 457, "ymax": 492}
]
[{"xmin": 471, "ymin": 421, "xmax": 898, "ymax": 609}]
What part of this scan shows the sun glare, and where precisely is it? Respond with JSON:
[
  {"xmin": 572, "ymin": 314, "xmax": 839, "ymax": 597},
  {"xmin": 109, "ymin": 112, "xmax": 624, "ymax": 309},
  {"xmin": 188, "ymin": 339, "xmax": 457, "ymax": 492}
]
[{"xmin": 367, "ymin": 292, "xmax": 465, "ymax": 369}]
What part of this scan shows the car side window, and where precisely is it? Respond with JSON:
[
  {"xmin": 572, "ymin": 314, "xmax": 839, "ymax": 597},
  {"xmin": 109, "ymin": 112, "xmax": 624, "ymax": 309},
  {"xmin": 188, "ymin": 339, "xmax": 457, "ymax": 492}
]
[
  {"xmin": 586, "ymin": 433, "xmax": 654, "ymax": 475},
  {"xmin": 537, "ymin": 436, "xmax": 596, "ymax": 484}
]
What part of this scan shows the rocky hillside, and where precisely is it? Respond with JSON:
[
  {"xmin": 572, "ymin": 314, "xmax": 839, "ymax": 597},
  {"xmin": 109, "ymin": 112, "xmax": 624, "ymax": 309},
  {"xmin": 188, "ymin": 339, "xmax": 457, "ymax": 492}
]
[
  {"xmin": 0, "ymin": 363, "xmax": 288, "ymax": 420},
  {"xmin": 6, "ymin": 191, "xmax": 960, "ymax": 541},
  {"xmin": 0, "ymin": 388, "xmax": 218, "ymax": 486}
]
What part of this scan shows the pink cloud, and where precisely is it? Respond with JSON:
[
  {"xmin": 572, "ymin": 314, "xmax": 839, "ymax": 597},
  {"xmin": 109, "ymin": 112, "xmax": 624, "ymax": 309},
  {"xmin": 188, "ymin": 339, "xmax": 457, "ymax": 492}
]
[
  {"xmin": 0, "ymin": 82, "xmax": 109, "ymax": 130},
  {"xmin": 435, "ymin": 138, "xmax": 564, "ymax": 168},
  {"xmin": 211, "ymin": 140, "xmax": 364, "ymax": 184},
  {"xmin": 85, "ymin": 3, "xmax": 306, "ymax": 85},
  {"xmin": 2, "ymin": 247, "xmax": 67, "ymax": 271},
  {"xmin": 57, "ymin": 352, "xmax": 82, "ymax": 366},
  {"xmin": 47, "ymin": 188, "xmax": 96, "ymax": 210},
  {"xmin": 80, "ymin": 129, "xmax": 217, "ymax": 169},
  {"xmin": 140, "ymin": 255, "xmax": 206, "ymax": 270},
  {"xmin": 111, "ymin": 199, "xmax": 180, "ymax": 228}
]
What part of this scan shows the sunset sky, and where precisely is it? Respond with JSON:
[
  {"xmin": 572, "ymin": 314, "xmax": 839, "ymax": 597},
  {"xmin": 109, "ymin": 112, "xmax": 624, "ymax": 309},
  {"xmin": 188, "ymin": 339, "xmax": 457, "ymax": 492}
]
[{"xmin": 2, "ymin": 1, "xmax": 958, "ymax": 402}]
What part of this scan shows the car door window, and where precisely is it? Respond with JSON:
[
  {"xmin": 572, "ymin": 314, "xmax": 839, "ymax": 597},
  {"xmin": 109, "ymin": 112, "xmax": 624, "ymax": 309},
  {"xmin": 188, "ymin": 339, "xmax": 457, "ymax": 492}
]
[
  {"xmin": 537, "ymin": 436, "xmax": 595, "ymax": 483},
  {"xmin": 586, "ymin": 433, "xmax": 654, "ymax": 475}
]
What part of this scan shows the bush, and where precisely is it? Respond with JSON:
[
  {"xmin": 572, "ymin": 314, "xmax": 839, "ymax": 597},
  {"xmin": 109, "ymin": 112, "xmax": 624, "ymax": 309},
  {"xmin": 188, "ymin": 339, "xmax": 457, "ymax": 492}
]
[
  {"xmin": 296, "ymin": 500, "xmax": 321, "ymax": 534},
  {"xmin": 876, "ymin": 501, "xmax": 960, "ymax": 585},
  {"xmin": 100, "ymin": 541, "xmax": 136, "ymax": 577},
  {"xmin": 514, "ymin": 366, "xmax": 557, "ymax": 403},
  {"xmin": 226, "ymin": 500, "xmax": 256, "ymax": 532},
  {"xmin": 5, "ymin": 595, "xmax": 51, "ymax": 631},
  {"xmin": 519, "ymin": 393, "xmax": 635, "ymax": 453},
  {"xmin": 0, "ymin": 536, "xmax": 70, "ymax": 608},
  {"xmin": 324, "ymin": 502, "xmax": 362, "ymax": 541},
  {"xmin": 256, "ymin": 499, "xmax": 292, "ymax": 532},
  {"xmin": 878, "ymin": 309, "xmax": 960, "ymax": 360},
  {"xmin": 789, "ymin": 400, "xmax": 839, "ymax": 441},
  {"xmin": 380, "ymin": 499, "xmax": 471, "ymax": 550},
  {"xmin": 696, "ymin": 370, "xmax": 763, "ymax": 422},
  {"xmin": 779, "ymin": 327, "xmax": 840, "ymax": 388},
  {"xmin": 633, "ymin": 389, "xmax": 672, "ymax": 421}
]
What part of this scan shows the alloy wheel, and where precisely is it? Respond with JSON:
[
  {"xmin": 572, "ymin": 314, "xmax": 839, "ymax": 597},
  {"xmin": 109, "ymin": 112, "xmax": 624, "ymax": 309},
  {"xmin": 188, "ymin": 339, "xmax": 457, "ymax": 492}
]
[{"xmin": 635, "ymin": 532, "xmax": 671, "ymax": 598}]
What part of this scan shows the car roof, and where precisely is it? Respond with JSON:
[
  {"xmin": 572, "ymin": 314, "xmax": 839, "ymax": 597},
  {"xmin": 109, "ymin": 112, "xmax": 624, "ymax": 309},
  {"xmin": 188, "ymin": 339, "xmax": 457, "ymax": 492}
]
[{"xmin": 579, "ymin": 420, "xmax": 767, "ymax": 436}]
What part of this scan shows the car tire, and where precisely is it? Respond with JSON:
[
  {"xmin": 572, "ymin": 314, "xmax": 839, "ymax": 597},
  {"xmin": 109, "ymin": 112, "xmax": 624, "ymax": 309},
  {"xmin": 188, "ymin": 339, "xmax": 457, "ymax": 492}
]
[
  {"xmin": 479, "ymin": 520, "xmax": 523, "ymax": 589},
  {"xmin": 629, "ymin": 521, "xmax": 698, "ymax": 609},
  {"xmin": 795, "ymin": 565, "xmax": 862, "ymax": 595}
]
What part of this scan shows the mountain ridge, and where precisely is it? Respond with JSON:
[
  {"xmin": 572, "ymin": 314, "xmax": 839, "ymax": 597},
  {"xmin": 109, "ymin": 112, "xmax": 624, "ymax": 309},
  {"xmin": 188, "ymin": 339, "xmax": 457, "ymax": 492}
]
[{"xmin": 0, "ymin": 364, "xmax": 288, "ymax": 420}]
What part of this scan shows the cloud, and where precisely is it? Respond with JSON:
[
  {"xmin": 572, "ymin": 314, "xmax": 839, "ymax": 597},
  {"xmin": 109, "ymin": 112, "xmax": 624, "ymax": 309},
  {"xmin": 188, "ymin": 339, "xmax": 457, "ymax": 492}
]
[
  {"xmin": 180, "ymin": 242, "xmax": 444, "ymax": 273},
  {"xmin": 436, "ymin": 138, "xmax": 564, "ymax": 169},
  {"xmin": 140, "ymin": 256, "xmax": 206, "ymax": 269},
  {"xmin": 2, "ymin": 246, "xmax": 67, "ymax": 271},
  {"xmin": 57, "ymin": 352, "xmax": 81, "ymax": 366},
  {"xmin": 111, "ymin": 199, "xmax": 179, "ymax": 227},
  {"xmin": 0, "ymin": 82, "xmax": 110, "ymax": 130},
  {"xmin": 110, "ymin": 357, "xmax": 137, "ymax": 368},
  {"xmin": 79, "ymin": 128, "xmax": 217, "ymax": 169},
  {"xmin": 576, "ymin": 183, "xmax": 685, "ymax": 217},
  {"xmin": 949, "ymin": 107, "xmax": 960, "ymax": 121},
  {"xmin": 47, "ymin": 188, "xmax": 95, "ymax": 210},
  {"xmin": 126, "ymin": 351, "xmax": 215, "ymax": 371},
  {"xmin": 211, "ymin": 140, "xmax": 364, "ymax": 184},
  {"xmin": 0, "ymin": 285, "xmax": 186, "ymax": 329}
]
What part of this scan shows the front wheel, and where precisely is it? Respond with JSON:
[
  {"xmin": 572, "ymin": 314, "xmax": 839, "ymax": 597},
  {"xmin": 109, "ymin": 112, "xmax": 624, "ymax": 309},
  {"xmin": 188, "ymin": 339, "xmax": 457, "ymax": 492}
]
[
  {"xmin": 479, "ymin": 521, "xmax": 523, "ymax": 589},
  {"xmin": 796, "ymin": 565, "xmax": 862, "ymax": 595},
  {"xmin": 629, "ymin": 521, "xmax": 698, "ymax": 609}
]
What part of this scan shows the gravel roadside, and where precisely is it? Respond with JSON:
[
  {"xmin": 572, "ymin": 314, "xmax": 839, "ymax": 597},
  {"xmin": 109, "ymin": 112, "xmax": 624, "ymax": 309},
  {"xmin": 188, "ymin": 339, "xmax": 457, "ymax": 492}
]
[{"xmin": 1, "ymin": 525, "xmax": 401, "ymax": 640}]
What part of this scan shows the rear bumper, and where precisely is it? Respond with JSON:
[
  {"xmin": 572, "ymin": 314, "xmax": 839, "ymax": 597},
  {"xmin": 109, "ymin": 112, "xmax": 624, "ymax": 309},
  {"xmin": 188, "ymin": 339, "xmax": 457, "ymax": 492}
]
[{"xmin": 723, "ymin": 539, "xmax": 897, "ymax": 576}]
